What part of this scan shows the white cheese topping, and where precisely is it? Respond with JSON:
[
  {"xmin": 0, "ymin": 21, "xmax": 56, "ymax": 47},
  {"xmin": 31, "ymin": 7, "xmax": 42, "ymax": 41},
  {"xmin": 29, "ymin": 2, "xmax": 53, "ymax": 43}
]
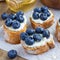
[
  {"xmin": 5, "ymin": 16, "xmax": 27, "ymax": 31},
  {"xmin": 31, "ymin": 10, "xmax": 53, "ymax": 24}
]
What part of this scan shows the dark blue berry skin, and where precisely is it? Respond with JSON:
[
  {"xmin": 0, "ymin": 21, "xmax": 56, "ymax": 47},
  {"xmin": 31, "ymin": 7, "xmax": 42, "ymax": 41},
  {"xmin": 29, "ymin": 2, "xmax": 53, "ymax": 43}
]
[
  {"xmin": 5, "ymin": 18, "xmax": 12, "ymax": 27},
  {"xmin": 20, "ymin": 32, "xmax": 28, "ymax": 41},
  {"xmin": 8, "ymin": 14, "xmax": 16, "ymax": 19},
  {"xmin": 12, "ymin": 20, "xmax": 20, "ymax": 29},
  {"xmin": 33, "ymin": 12, "xmax": 39, "ymax": 19},
  {"xmin": 33, "ymin": 34, "xmax": 42, "ymax": 42},
  {"xmin": 43, "ymin": 10, "xmax": 48, "ymax": 13},
  {"xmin": 59, "ymin": 18, "xmax": 60, "ymax": 23},
  {"xmin": 16, "ymin": 11, "xmax": 24, "ymax": 16},
  {"xmin": 41, "ymin": 6, "xmax": 48, "ymax": 13},
  {"xmin": 44, "ymin": 10, "xmax": 50, "ymax": 17},
  {"xmin": 1, "ymin": 13, "xmax": 8, "ymax": 20},
  {"xmin": 8, "ymin": 50, "xmax": 17, "ymax": 59},
  {"xmin": 43, "ymin": 30, "xmax": 50, "ymax": 39},
  {"xmin": 34, "ymin": 8, "xmax": 41, "ymax": 13},
  {"xmin": 40, "ymin": 13, "xmax": 47, "ymax": 20},
  {"xmin": 26, "ymin": 28, "xmax": 35, "ymax": 35},
  {"xmin": 17, "ymin": 15, "xmax": 24, "ymax": 23},
  {"xmin": 25, "ymin": 37, "xmax": 34, "ymax": 45},
  {"xmin": 35, "ymin": 27, "xmax": 44, "ymax": 34},
  {"xmin": 46, "ymin": 11, "xmax": 50, "ymax": 17}
]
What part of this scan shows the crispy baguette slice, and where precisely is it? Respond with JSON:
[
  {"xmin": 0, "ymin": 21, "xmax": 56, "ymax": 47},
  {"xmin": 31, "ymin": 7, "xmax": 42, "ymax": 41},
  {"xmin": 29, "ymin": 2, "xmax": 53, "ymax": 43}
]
[
  {"xmin": 55, "ymin": 22, "xmax": 60, "ymax": 42},
  {"xmin": 21, "ymin": 38, "xmax": 55, "ymax": 55},
  {"xmin": 3, "ymin": 24, "xmax": 27, "ymax": 44},
  {"xmin": 30, "ymin": 15, "xmax": 54, "ymax": 29}
]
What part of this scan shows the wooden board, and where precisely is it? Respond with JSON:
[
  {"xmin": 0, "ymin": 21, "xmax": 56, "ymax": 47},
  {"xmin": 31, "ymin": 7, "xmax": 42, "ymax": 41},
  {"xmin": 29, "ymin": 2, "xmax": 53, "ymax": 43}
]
[
  {"xmin": 0, "ymin": 0, "xmax": 4, "ymax": 1},
  {"xmin": 0, "ymin": 2, "xmax": 26, "ymax": 60},
  {"xmin": 0, "ymin": 49, "xmax": 26, "ymax": 60}
]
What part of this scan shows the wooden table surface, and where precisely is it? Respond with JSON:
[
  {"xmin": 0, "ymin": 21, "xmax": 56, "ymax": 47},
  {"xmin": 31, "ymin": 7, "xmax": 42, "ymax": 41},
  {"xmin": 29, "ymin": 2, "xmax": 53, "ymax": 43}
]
[
  {"xmin": 0, "ymin": 49, "xmax": 26, "ymax": 60},
  {"xmin": 0, "ymin": 2, "xmax": 26, "ymax": 60}
]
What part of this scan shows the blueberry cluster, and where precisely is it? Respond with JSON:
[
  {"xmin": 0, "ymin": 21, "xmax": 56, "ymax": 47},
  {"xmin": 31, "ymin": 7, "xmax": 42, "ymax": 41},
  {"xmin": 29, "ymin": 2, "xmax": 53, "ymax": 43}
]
[
  {"xmin": 1, "ymin": 11, "xmax": 24, "ymax": 29},
  {"xmin": 33, "ymin": 6, "xmax": 51, "ymax": 21},
  {"xmin": 20, "ymin": 27, "xmax": 50, "ymax": 45}
]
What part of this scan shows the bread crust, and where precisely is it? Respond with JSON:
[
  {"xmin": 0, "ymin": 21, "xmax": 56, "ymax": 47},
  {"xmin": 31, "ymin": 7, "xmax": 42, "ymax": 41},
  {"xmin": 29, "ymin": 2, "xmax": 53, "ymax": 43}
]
[
  {"xmin": 21, "ymin": 38, "xmax": 55, "ymax": 55},
  {"xmin": 55, "ymin": 22, "xmax": 60, "ymax": 42},
  {"xmin": 30, "ymin": 15, "xmax": 54, "ymax": 29},
  {"xmin": 3, "ymin": 24, "xmax": 27, "ymax": 44}
]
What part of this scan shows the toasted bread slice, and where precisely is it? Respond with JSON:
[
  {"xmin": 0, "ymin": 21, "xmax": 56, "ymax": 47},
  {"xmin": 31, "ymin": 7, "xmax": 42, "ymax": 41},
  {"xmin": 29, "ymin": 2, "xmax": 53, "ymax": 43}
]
[
  {"xmin": 21, "ymin": 36, "xmax": 55, "ymax": 55},
  {"xmin": 55, "ymin": 21, "xmax": 60, "ymax": 42},
  {"xmin": 3, "ymin": 24, "xmax": 27, "ymax": 44},
  {"xmin": 30, "ymin": 15, "xmax": 54, "ymax": 29}
]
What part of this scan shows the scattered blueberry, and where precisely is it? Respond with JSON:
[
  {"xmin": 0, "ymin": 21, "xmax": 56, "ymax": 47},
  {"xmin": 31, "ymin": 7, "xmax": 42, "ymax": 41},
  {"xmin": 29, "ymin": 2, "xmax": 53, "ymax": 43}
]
[
  {"xmin": 12, "ymin": 20, "xmax": 20, "ymax": 29},
  {"xmin": 33, "ymin": 34, "xmax": 42, "ymax": 42},
  {"xmin": 17, "ymin": 15, "xmax": 24, "ymax": 23},
  {"xmin": 16, "ymin": 11, "xmax": 24, "ymax": 16},
  {"xmin": 43, "ymin": 30, "xmax": 50, "ymax": 39},
  {"xmin": 40, "ymin": 13, "xmax": 47, "ymax": 20},
  {"xmin": 35, "ymin": 27, "xmax": 44, "ymax": 34},
  {"xmin": 41, "ymin": 6, "xmax": 48, "ymax": 13},
  {"xmin": 5, "ymin": 18, "xmax": 12, "ymax": 27},
  {"xmin": 1, "ymin": 13, "xmax": 8, "ymax": 20},
  {"xmin": 34, "ymin": 8, "xmax": 41, "ymax": 13},
  {"xmin": 26, "ymin": 28, "xmax": 35, "ymax": 35},
  {"xmin": 8, "ymin": 50, "xmax": 17, "ymax": 59},
  {"xmin": 33, "ymin": 12, "xmax": 39, "ymax": 19},
  {"xmin": 25, "ymin": 37, "xmax": 34, "ymax": 45},
  {"xmin": 20, "ymin": 32, "xmax": 28, "ymax": 40},
  {"xmin": 8, "ymin": 14, "xmax": 16, "ymax": 19}
]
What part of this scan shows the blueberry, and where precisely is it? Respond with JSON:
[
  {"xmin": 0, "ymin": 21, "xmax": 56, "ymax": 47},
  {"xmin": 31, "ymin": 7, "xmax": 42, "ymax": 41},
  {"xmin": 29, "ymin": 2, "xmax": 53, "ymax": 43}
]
[
  {"xmin": 8, "ymin": 50, "xmax": 17, "ymax": 59},
  {"xmin": 25, "ymin": 37, "xmax": 34, "ymax": 45},
  {"xmin": 1, "ymin": 13, "xmax": 8, "ymax": 20},
  {"xmin": 59, "ymin": 19, "xmax": 60, "ymax": 22},
  {"xmin": 41, "ymin": 6, "xmax": 48, "ymax": 13},
  {"xmin": 34, "ymin": 8, "xmax": 41, "ymax": 13},
  {"xmin": 12, "ymin": 20, "xmax": 20, "ymax": 29},
  {"xmin": 16, "ymin": 11, "xmax": 24, "ymax": 16},
  {"xmin": 17, "ymin": 15, "xmax": 24, "ymax": 23},
  {"xmin": 40, "ymin": 13, "xmax": 47, "ymax": 20},
  {"xmin": 5, "ymin": 18, "xmax": 12, "ymax": 27},
  {"xmin": 20, "ymin": 32, "xmax": 28, "ymax": 40},
  {"xmin": 43, "ymin": 10, "xmax": 50, "ymax": 17},
  {"xmin": 46, "ymin": 11, "xmax": 50, "ymax": 17},
  {"xmin": 26, "ymin": 28, "xmax": 35, "ymax": 35},
  {"xmin": 43, "ymin": 10, "xmax": 48, "ymax": 13},
  {"xmin": 43, "ymin": 30, "xmax": 50, "ymax": 39},
  {"xmin": 33, "ymin": 12, "xmax": 39, "ymax": 19},
  {"xmin": 8, "ymin": 14, "xmax": 16, "ymax": 19},
  {"xmin": 35, "ymin": 27, "xmax": 44, "ymax": 34},
  {"xmin": 33, "ymin": 34, "xmax": 42, "ymax": 42}
]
